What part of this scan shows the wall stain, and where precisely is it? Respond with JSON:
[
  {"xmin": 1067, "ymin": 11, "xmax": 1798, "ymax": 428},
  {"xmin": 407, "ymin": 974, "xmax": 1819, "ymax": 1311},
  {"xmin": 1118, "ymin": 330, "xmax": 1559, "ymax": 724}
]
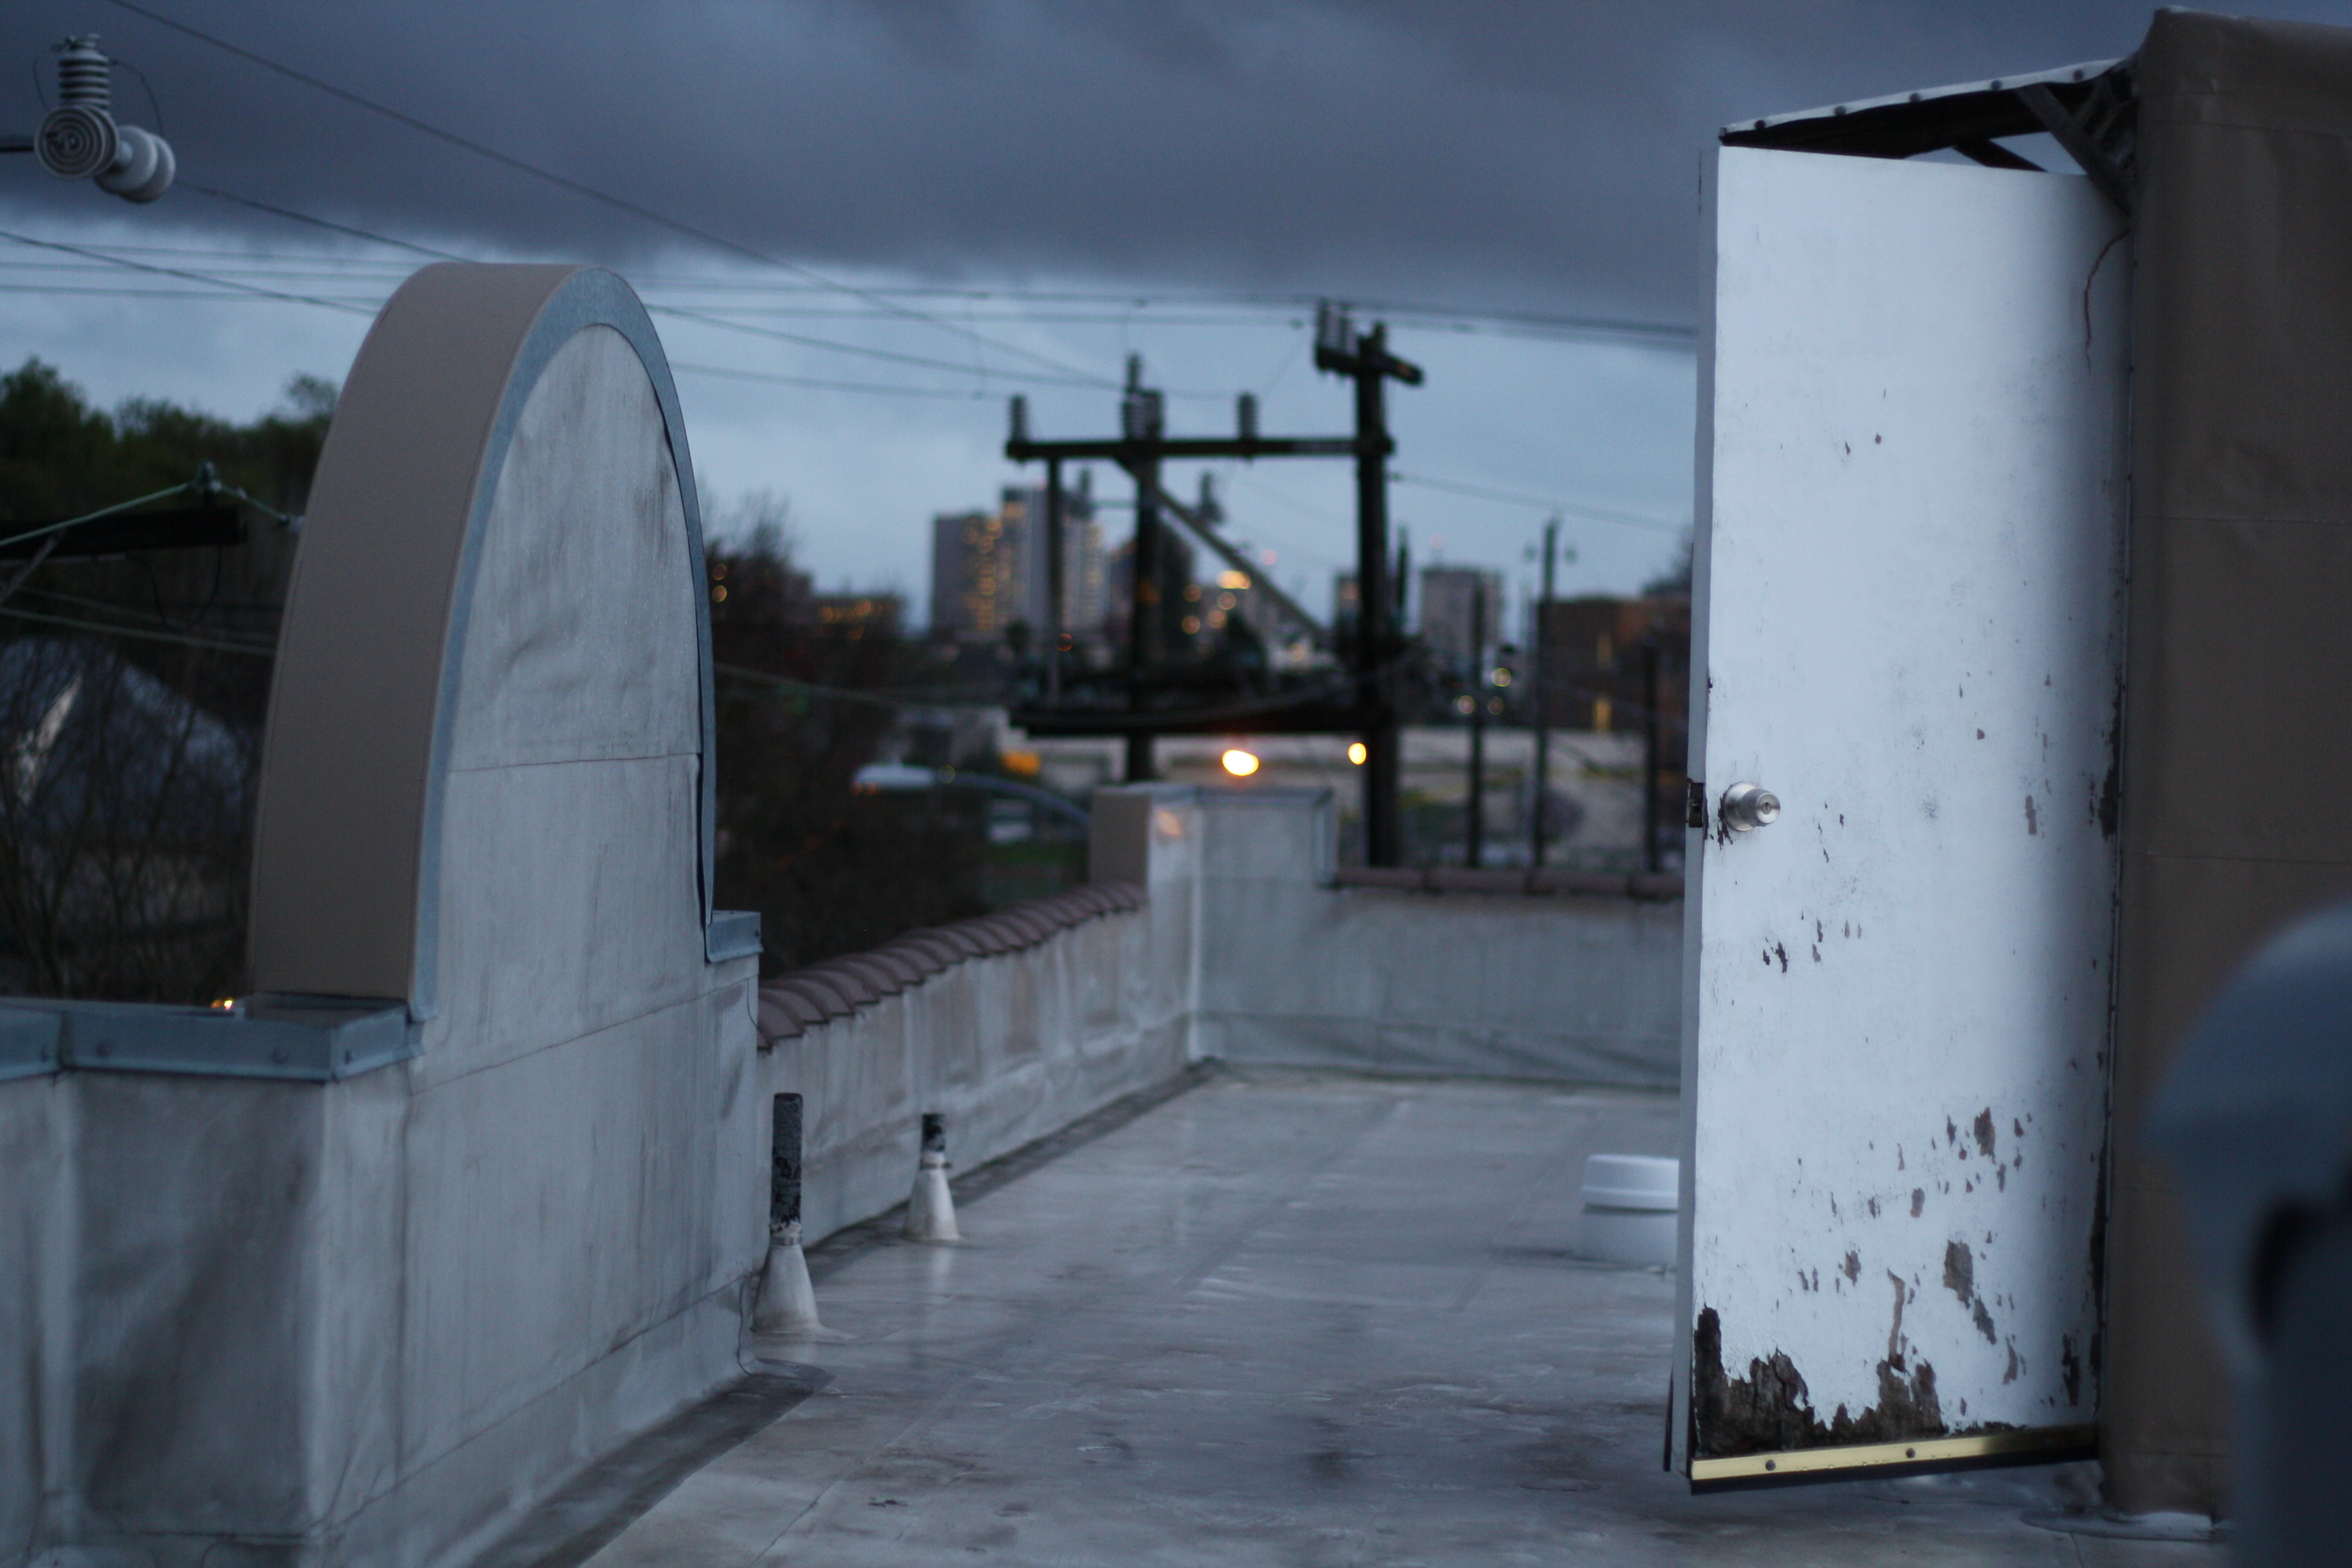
[
  {"xmin": 2060, "ymin": 1335, "xmax": 2083, "ymax": 1406},
  {"xmin": 1773, "ymin": 942, "xmax": 1788, "ymax": 973},
  {"xmin": 1911, "ymin": 1188, "xmax": 1925, "ymax": 1217},
  {"xmin": 1972, "ymin": 1109, "xmax": 1996, "ymax": 1160},
  {"xmin": 2096, "ymin": 684, "xmax": 2122, "ymax": 838},
  {"xmin": 2025, "ymin": 794, "xmax": 2040, "ymax": 836},
  {"xmin": 1843, "ymin": 1250, "xmax": 1861, "ymax": 1283}
]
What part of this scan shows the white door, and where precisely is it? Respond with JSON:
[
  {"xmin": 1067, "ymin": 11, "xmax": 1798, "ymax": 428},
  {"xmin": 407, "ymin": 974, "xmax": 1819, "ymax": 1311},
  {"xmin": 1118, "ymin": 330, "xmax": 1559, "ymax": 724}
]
[{"xmin": 1674, "ymin": 147, "xmax": 2129, "ymax": 1483}]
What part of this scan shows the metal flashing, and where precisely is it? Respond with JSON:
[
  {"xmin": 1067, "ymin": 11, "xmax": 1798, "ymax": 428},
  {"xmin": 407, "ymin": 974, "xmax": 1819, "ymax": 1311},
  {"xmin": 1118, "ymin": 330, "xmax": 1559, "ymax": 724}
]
[
  {"xmin": 1689, "ymin": 1423, "xmax": 2098, "ymax": 1489},
  {"xmin": 1720, "ymin": 56, "xmax": 2135, "ymax": 200},
  {"xmin": 707, "ymin": 909, "xmax": 762, "ymax": 962},
  {"xmin": 1723, "ymin": 59, "xmax": 2120, "ymax": 143},
  {"xmin": 0, "ymin": 1006, "xmax": 61, "ymax": 1082},
  {"xmin": 5, "ymin": 995, "xmax": 417, "ymax": 1083}
]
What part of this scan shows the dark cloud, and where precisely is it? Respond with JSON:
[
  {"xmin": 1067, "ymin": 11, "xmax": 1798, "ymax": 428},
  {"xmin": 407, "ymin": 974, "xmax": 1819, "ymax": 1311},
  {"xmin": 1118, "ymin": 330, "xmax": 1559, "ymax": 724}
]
[{"xmin": 5, "ymin": 2, "xmax": 2348, "ymax": 316}]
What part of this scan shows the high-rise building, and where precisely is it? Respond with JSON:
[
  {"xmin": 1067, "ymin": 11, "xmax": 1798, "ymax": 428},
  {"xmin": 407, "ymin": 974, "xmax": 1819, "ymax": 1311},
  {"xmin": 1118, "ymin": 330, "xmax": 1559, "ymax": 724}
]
[
  {"xmin": 1419, "ymin": 565, "xmax": 1506, "ymax": 668},
  {"xmin": 929, "ymin": 483, "xmax": 1103, "ymax": 641}
]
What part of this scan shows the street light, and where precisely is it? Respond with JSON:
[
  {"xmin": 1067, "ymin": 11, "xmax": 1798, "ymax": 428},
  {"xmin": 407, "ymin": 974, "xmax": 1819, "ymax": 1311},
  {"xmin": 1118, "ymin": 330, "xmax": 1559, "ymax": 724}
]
[{"xmin": 1220, "ymin": 749, "xmax": 1260, "ymax": 778}]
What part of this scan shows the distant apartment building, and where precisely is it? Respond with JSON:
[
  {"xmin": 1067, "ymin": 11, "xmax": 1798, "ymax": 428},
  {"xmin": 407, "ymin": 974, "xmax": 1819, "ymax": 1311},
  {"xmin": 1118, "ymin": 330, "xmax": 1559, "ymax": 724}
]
[
  {"xmin": 1333, "ymin": 572, "xmax": 1359, "ymax": 631},
  {"xmin": 929, "ymin": 483, "xmax": 1103, "ymax": 641},
  {"xmin": 1533, "ymin": 594, "xmax": 1692, "ymax": 734},
  {"xmin": 1103, "ymin": 528, "xmax": 1200, "ymax": 655},
  {"xmin": 1419, "ymin": 565, "xmax": 1506, "ymax": 668},
  {"xmin": 812, "ymin": 593, "xmax": 902, "ymax": 641}
]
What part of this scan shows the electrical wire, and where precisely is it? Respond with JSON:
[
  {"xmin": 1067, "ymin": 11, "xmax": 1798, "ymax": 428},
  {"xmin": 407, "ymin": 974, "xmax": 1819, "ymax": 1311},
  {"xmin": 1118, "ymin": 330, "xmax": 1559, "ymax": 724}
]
[
  {"xmin": 0, "ymin": 229, "xmax": 375, "ymax": 317},
  {"xmin": 0, "ymin": 602, "xmax": 273, "ymax": 657},
  {"xmin": 0, "ymin": 482, "xmax": 205, "ymax": 555},
  {"xmin": 1390, "ymin": 471, "xmax": 1686, "ymax": 534},
  {"xmin": 670, "ymin": 362, "xmax": 989, "ymax": 399},
  {"xmin": 99, "ymin": 0, "xmax": 1124, "ymax": 389},
  {"xmin": 174, "ymin": 183, "xmax": 1120, "ymax": 389}
]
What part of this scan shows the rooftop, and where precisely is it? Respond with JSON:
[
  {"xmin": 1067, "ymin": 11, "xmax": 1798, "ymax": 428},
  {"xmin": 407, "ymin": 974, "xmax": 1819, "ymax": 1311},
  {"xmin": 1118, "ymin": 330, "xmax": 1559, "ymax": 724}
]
[{"xmin": 503, "ymin": 1071, "xmax": 2209, "ymax": 1568}]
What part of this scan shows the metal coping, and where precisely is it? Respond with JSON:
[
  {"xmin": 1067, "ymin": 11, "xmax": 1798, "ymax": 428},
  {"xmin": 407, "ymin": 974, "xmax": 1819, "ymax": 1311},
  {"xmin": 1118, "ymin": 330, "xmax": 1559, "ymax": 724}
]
[
  {"xmin": 1689, "ymin": 1422, "xmax": 2098, "ymax": 1489},
  {"xmin": 707, "ymin": 910, "xmax": 763, "ymax": 963},
  {"xmin": 0, "ymin": 995, "xmax": 416, "ymax": 1085},
  {"xmin": 1722, "ymin": 58, "xmax": 2121, "ymax": 141}
]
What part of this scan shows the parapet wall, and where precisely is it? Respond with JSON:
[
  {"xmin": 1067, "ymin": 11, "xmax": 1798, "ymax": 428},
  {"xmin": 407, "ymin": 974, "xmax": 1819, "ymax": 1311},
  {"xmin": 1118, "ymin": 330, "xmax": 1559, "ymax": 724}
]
[{"xmin": 749, "ymin": 784, "xmax": 1681, "ymax": 1253}]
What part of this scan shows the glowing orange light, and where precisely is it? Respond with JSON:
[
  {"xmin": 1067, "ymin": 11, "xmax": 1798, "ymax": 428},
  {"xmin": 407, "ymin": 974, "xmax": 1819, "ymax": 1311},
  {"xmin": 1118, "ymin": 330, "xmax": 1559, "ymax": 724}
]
[
  {"xmin": 1347, "ymin": 742, "xmax": 1368, "ymax": 766},
  {"xmin": 1221, "ymin": 749, "xmax": 1261, "ymax": 778}
]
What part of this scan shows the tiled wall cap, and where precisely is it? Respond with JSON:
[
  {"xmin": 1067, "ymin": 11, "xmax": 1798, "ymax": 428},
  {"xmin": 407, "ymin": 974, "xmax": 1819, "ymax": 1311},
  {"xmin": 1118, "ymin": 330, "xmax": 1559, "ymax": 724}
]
[
  {"xmin": 871, "ymin": 942, "xmax": 947, "ymax": 981},
  {"xmin": 1061, "ymin": 886, "xmax": 1117, "ymax": 916},
  {"xmin": 1027, "ymin": 892, "xmax": 1090, "ymax": 926},
  {"xmin": 801, "ymin": 961, "xmax": 882, "ymax": 1006},
  {"xmin": 858, "ymin": 949, "xmax": 923, "ymax": 988},
  {"xmin": 758, "ymin": 991, "xmax": 817, "ymax": 1039},
  {"xmin": 775, "ymin": 974, "xmax": 856, "ymax": 1019},
  {"xmin": 929, "ymin": 926, "xmax": 991, "ymax": 958},
  {"xmin": 886, "ymin": 934, "xmax": 963, "ymax": 971},
  {"xmin": 754, "ymin": 879, "xmax": 1153, "ymax": 1048},
  {"xmin": 828, "ymin": 954, "xmax": 906, "ymax": 996},
  {"xmin": 997, "ymin": 909, "xmax": 1056, "ymax": 944},
  {"xmin": 960, "ymin": 911, "xmax": 1025, "ymax": 949}
]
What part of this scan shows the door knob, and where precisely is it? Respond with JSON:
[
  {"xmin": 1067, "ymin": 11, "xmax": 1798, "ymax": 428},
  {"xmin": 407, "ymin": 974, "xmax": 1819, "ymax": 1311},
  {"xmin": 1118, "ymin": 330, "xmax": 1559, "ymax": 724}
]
[{"xmin": 1721, "ymin": 782, "xmax": 1780, "ymax": 832}]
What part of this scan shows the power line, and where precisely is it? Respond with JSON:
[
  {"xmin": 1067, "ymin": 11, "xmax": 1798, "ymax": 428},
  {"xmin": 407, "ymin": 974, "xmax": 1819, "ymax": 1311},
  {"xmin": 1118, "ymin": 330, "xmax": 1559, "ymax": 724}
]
[
  {"xmin": 1390, "ymin": 471, "xmax": 1686, "ymax": 535},
  {"xmin": 670, "ymin": 362, "xmax": 990, "ymax": 400},
  {"xmin": 0, "ymin": 602, "xmax": 274, "ymax": 657},
  {"xmin": 100, "ymin": 0, "xmax": 1123, "ymax": 389},
  {"xmin": 0, "ymin": 230, "xmax": 1699, "ymax": 345},
  {"xmin": 177, "ymin": 183, "xmax": 1122, "ymax": 389},
  {"xmin": 0, "ymin": 229, "xmax": 374, "ymax": 317}
]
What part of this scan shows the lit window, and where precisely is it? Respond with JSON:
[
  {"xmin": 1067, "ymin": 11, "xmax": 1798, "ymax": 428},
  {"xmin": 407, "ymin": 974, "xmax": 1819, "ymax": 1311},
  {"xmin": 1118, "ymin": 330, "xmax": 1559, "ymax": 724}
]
[
  {"xmin": 1221, "ymin": 749, "xmax": 1260, "ymax": 777},
  {"xmin": 1347, "ymin": 741, "xmax": 1367, "ymax": 766},
  {"xmin": 1217, "ymin": 570, "xmax": 1251, "ymax": 590}
]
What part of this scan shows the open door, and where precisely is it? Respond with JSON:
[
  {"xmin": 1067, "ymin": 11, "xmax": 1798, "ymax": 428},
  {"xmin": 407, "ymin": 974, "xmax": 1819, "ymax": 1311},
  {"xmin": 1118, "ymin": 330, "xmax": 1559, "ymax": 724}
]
[{"xmin": 1674, "ymin": 147, "xmax": 2128, "ymax": 1483}]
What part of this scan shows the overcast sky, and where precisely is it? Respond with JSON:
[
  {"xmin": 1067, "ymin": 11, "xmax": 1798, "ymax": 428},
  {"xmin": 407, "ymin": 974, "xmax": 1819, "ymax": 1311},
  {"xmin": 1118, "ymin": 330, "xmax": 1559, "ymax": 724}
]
[{"xmin": 7, "ymin": 2, "xmax": 2345, "ymax": 630}]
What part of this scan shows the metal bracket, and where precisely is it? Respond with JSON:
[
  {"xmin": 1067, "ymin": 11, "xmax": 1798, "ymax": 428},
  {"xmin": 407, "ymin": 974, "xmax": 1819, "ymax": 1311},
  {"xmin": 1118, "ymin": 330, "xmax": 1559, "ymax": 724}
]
[
  {"xmin": 707, "ymin": 909, "xmax": 764, "ymax": 963},
  {"xmin": 2016, "ymin": 83, "xmax": 2132, "ymax": 215}
]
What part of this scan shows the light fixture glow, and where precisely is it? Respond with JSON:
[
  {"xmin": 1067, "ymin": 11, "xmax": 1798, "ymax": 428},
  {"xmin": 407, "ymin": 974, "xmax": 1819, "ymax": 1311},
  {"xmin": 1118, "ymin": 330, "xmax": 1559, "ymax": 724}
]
[
  {"xmin": 1347, "ymin": 741, "xmax": 1368, "ymax": 766},
  {"xmin": 1221, "ymin": 749, "xmax": 1261, "ymax": 778}
]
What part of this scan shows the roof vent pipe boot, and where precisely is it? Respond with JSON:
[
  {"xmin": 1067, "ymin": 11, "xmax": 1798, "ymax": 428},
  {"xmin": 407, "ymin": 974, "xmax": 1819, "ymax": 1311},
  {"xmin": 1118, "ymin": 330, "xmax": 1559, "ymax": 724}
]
[
  {"xmin": 752, "ymin": 1093, "xmax": 831, "ymax": 1337},
  {"xmin": 904, "ymin": 1112, "xmax": 960, "ymax": 1243}
]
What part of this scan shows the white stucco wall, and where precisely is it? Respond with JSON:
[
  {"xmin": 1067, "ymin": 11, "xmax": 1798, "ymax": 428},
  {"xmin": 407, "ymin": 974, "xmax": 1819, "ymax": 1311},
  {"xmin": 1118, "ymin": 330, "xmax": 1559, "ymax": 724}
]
[
  {"xmin": 1189, "ymin": 787, "xmax": 1681, "ymax": 1087},
  {"xmin": 767, "ymin": 785, "xmax": 1683, "ymax": 1260}
]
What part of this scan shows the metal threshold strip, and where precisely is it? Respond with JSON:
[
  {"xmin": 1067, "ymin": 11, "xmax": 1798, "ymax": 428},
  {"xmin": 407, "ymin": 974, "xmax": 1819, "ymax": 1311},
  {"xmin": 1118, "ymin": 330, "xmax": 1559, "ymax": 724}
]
[{"xmin": 1690, "ymin": 1422, "xmax": 2098, "ymax": 1490}]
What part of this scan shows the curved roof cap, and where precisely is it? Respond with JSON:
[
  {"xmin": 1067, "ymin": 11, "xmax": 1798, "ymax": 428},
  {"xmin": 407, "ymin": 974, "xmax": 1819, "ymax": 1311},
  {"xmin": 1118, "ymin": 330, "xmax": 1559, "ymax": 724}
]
[{"xmin": 246, "ymin": 265, "xmax": 716, "ymax": 1016}]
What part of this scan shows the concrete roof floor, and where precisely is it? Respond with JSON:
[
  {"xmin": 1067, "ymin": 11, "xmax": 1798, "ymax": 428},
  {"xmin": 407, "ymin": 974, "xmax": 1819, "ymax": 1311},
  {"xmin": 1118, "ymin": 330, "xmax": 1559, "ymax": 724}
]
[{"xmin": 533, "ymin": 1070, "xmax": 2219, "ymax": 1567}]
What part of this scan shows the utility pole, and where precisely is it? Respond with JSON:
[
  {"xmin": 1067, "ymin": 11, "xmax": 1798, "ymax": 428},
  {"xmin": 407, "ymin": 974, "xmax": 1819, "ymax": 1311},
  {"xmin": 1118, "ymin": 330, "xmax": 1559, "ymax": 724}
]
[
  {"xmin": 1002, "ymin": 308, "xmax": 1421, "ymax": 828},
  {"xmin": 1316, "ymin": 305, "xmax": 1424, "ymax": 866},
  {"xmin": 1043, "ymin": 456, "xmax": 1064, "ymax": 705},
  {"xmin": 1466, "ymin": 584, "xmax": 1486, "ymax": 869},
  {"xmin": 1531, "ymin": 516, "xmax": 1558, "ymax": 867},
  {"xmin": 1642, "ymin": 629, "xmax": 1662, "ymax": 874},
  {"xmin": 1122, "ymin": 356, "xmax": 1164, "ymax": 783}
]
